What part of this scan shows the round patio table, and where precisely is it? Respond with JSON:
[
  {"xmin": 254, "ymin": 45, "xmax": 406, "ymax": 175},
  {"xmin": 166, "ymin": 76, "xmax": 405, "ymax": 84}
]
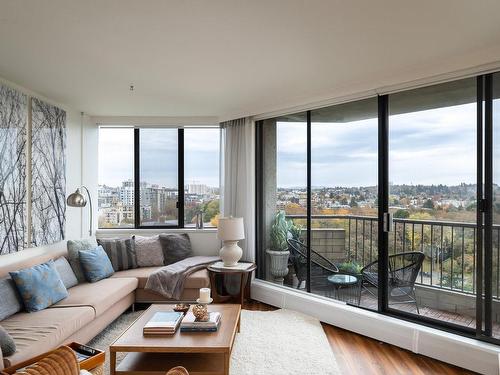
[{"xmin": 327, "ymin": 273, "xmax": 361, "ymax": 305}]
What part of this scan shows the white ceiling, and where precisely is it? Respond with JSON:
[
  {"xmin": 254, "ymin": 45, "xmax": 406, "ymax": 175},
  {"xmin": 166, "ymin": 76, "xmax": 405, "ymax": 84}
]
[{"xmin": 1, "ymin": 0, "xmax": 500, "ymax": 119}]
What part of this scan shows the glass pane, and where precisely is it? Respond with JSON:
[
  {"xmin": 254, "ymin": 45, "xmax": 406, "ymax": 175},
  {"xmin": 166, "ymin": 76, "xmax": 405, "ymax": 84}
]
[
  {"xmin": 258, "ymin": 112, "xmax": 307, "ymax": 286},
  {"xmin": 184, "ymin": 128, "xmax": 220, "ymax": 228},
  {"xmin": 98, "ymin": 128, "xmax": 135, "ymax": 228},
  {"xmin": 310, "ymin": 98, "xmax": 378, "ymax": 308},
  {"xmin": 388, "ymin": 78, "xmax": 477, "ymax": 328},
  {"xmin": 139, "ymin": 129, "xmax": 178, "ymax": 226},
  {"xmin": 492, "ymin": 73, "xmax": 500, "ymax": 338}
]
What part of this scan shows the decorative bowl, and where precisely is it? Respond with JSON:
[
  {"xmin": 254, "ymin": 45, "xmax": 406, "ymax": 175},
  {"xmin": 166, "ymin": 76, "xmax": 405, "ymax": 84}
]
[{"xmin": 173, "ymin": 303, "xmax": 190, "ymax": 314}]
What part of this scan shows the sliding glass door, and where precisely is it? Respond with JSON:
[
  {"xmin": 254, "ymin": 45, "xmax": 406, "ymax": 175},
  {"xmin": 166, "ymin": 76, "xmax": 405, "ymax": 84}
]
[
  {"xmin": 386, "ymin": 78, "xmax": 478, "ymax": 330},
  {"xmin": 255, "ymin": 71, "xmax": 500, "ymax": 344},
  {"xmin": 310, "ymin": 98, "xmax": 379, "ymax": 307}
]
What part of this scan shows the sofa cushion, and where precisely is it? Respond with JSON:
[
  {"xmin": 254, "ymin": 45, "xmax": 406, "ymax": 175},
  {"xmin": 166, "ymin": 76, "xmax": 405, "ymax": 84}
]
[
  {"xmin": 67, "ymin": 239, "xmax": 98, "ymax": 282},
  {"xmin": 135, "ymin": 287, "xmax": 201, "ymax": 302},
  {"xmin": 52, "ymin": 277, "xmax": 138, "ymax": 317},
  {"xmin": 9, "ymin": 260, "xmax": 68, "ymax": 312},
  {"xmin": 53, "ymin": 257, "xmax": 79, "ymax": 289},
  {"xmin": 0, "ymin": 278, "xmax": 23, "ymax": 321},
  {"xmin": 1, "ymin": 306, "xmax": 94, "ymax": 367},
  {"xmin": 97, "ymin": 238, "xmax": 137, "ymax": 271},
  {"xmin": 0, "ymin": 325, "xmax": 16, "ymax": 357},
  {"xmin": 111, "ymin": 267, "xmax": 209, "ymax": 290},
  {"xmin": 159, "ymin": 234, "xmax": 193, "ymax": 265},
  {"xmin": 78, "ymin": 246, "xmax": 114, "ymax": 283},
  {"xmin": 133, "ymin": 235, "xmax": 164, "ymax": 267}
]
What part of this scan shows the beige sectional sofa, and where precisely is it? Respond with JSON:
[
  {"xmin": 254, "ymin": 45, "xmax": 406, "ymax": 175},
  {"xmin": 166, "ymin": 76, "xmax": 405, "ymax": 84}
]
[{"xmin": 0, "ymin": 233, "xmax": 219, "ymax": 370}]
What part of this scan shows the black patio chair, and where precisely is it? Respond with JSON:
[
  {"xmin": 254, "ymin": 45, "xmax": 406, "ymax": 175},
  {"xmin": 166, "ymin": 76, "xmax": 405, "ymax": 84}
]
[
  {"xmin": 360, "ymin": 251, "xmax": 425, "ymax": 313},
  {"xmin": 287, "ymin": 239, "xmax": 339, "ymax": 290}
]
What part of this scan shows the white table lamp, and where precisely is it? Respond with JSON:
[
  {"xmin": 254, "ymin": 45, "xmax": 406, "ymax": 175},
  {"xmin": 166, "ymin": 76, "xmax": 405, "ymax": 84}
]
[{"xmin": 217, "ymin": 217, "xmax": 245, "ymax": 266}]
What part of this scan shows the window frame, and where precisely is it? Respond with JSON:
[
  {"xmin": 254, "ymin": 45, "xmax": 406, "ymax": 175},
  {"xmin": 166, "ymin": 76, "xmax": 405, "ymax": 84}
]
[
  {"xmin": 133, "ymin": 128, "xmax": 184, "ymax": 229},
  {"xmin": 99, "ymin": 126, "xmax": 220, "ymax": 230}
]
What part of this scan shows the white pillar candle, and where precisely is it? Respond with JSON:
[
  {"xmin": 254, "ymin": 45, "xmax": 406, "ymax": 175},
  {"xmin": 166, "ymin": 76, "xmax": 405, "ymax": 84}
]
[{"xmin": 199, "ymin": 288, "xmax": 211, "ymax": 303}]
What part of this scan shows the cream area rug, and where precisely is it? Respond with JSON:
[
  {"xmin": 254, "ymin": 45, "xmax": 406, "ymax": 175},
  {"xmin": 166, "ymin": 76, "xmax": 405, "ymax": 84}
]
[{"xmin": 87, "ymin": 309, "xmax": 340, "ymax": 375}]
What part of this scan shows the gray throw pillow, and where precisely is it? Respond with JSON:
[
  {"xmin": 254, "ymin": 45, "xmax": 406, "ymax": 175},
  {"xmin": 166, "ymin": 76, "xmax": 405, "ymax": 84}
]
[
  {"xmin": 159, "ymin": 233, "xmax": 193, "ymax": 265},
  {"xmin": 0, "ymin": 277, "xmax": 23, "ymax": 321},
  {"xmin": 133, "ymin": 235, "xmax": 164, "ymax": 267},
  {"xmin": 54, "ymin": 257, "xmax": 79, "ymax": 288},
  {"xmin": 0, "ymin": 325, "xmax": 16, "ymax": 357},
  {"xmin": 67, "ymin": 238, "xmax": 98, "ymax": 282},
  {"xmin": 97, "ymin": 238, "xmax": 137, "ymax": 271}
]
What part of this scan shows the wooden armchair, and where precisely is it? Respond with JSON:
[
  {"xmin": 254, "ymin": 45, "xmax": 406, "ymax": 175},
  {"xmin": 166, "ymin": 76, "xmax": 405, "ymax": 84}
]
[{"xmin": 166, "ymin": 367, "xmax": 189, "ymax": 375}]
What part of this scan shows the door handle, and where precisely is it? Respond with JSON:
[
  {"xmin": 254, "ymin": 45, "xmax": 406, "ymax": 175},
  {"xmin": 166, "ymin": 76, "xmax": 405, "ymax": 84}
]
[{"xmin": 383, "ymin": 212, "xmax": 393, "ymax": 233}]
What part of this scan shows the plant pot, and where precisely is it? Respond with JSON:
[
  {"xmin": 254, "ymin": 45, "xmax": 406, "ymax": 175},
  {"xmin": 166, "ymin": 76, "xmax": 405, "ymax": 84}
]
[{"xmin": 266, "ymin": 249, "xmax": 290, "ymax": 284}]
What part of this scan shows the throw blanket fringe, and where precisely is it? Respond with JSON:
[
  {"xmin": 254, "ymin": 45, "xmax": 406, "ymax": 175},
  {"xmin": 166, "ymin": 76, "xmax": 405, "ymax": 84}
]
[{"xmin": 145, "ymin": 256, "xmax": 220, "ymax": 300}]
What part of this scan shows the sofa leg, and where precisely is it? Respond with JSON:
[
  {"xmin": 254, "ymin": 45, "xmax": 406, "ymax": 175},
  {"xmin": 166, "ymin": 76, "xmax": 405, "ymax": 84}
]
[{"xmin": 131, "ymin": 303, "xmax": 135, "ymax": 312}]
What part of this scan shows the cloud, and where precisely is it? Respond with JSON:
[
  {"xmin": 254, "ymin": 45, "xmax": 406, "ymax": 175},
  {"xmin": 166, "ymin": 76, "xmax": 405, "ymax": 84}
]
[
  {"xmin": 277, "ymin": 102, "xmax": 477, "ymax": 187},
  {"xmin": 98, "ymin": 128, "xmax": 220, "ymax": 188}
]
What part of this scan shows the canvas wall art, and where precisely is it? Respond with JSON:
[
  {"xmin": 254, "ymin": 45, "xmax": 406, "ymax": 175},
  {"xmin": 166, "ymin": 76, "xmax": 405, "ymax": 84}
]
[
  {"xmin": 0, "ymin": 84, "xmax": 28, "ymax": 255},
  {"xmin": 30, "ymin": 97, "xmax": 67, "ymax": 247}
]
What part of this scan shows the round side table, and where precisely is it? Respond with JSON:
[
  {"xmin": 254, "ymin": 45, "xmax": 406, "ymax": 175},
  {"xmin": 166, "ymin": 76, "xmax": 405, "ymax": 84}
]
[
  {"xmin": 207, "ymin": 263, "xmax": 257, "ymax": 305},
  {"xmin": 327, "ymin": 273, "xmax": 361, "ymax": 305}
]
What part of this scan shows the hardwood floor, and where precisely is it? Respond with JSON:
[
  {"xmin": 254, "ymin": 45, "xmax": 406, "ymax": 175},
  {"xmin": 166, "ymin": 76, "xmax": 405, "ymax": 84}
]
[{"xmin": 242, "ymin": 300, "xmax": 477, "ymax": 375}]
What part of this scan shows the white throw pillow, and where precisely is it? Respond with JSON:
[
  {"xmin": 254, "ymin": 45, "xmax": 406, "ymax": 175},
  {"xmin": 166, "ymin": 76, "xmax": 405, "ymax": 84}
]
[{"xmin": 133, "ymin": 235, "xmax": 165, "ymax": 267}]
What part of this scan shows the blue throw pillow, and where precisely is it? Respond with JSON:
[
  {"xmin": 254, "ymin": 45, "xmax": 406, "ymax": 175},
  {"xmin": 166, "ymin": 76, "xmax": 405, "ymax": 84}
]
[
  {"xmin": 79, "ymin": 246, "xmax": 115, "ymax": 283},
  {"xmin": 9, "ymin": 260, "xmax": 68, "ymax": 312}
]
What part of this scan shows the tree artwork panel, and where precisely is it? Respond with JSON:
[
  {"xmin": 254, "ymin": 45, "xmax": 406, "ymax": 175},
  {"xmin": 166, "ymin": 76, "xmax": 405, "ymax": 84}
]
[
  {"xmin": 0, "ymin": 84, "xmax": 27, "ymax": 254},
  {"xmin": 31, "ymin": 98, "xmax": 66, "ymax": 247}
]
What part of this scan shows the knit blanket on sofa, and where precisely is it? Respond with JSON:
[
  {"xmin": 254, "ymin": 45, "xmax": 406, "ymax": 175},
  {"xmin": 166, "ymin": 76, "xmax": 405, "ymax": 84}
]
[{"xmin": 144, "ymin": 256, "xmax": 219, "ymax": 300}]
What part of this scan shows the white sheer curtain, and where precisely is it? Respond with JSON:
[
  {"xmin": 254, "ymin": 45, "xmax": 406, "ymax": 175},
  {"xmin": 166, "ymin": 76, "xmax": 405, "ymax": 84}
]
[{"xmin": 220, "ymin": 117, "xmax": 255, "ymax": 262}]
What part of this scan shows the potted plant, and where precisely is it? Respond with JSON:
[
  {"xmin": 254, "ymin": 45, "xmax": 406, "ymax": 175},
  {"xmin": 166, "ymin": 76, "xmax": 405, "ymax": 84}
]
[
  {"xmin": 266, "ymin": 211, "xmax": 292, "ymax": 284},
  {"xmin": 337, "ymin": 261, "xmax": 362, "ymax": 275}
]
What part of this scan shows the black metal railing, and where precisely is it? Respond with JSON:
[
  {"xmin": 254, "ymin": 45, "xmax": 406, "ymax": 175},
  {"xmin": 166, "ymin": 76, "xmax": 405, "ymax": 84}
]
[{"xmin": 286, "ymin": 214, "xmax": 500, "ymax": 298}]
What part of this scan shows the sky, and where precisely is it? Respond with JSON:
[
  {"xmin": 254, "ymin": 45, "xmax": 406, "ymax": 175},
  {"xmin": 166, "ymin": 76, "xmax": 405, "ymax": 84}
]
[
  {"xmin": 98, "ymin": 101, "xmax": 500, "ymax": 190},
  {"xmin": 98, "ymin": 128, "xmax": 220, "ymax": 188},
  {"xmin": 277, "ymin": 102, "xmax": 479, "ymax": 188}
]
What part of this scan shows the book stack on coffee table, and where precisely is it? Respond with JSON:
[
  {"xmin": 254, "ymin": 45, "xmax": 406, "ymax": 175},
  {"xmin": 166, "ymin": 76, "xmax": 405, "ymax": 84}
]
[
  {"xmin": 143, "ymin": 311, "xmax": 183, "ymax": 336},
  {"xmin": 180, "ymin": 311, "xmax": 222, "ymax": 332}
]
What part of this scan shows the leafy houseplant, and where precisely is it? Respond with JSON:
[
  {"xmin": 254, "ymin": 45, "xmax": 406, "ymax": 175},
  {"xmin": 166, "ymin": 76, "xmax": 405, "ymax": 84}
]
[
  {"xmin": 337, "ymin": 261, "xmax": 362, "ymax": 275},
  {"xmin": 266, "ymin": 211, "xmax": 293, "ymax": 284}
]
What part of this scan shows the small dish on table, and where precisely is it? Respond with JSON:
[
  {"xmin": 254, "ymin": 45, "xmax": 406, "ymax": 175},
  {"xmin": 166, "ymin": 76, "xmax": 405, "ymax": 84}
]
[{"xmin": 173, "ymin": 303, "xmax": 190, "ymax": 314}]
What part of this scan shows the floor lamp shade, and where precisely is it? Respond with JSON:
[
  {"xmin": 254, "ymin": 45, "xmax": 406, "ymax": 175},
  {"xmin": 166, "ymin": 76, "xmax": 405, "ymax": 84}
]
[
  {"xmin": 217, "ymin": 217, "xmax": 245, "ymax": 266},
  {"xmin": 67, "ymin": 186, "xmax": 93, "ymax": 237}
]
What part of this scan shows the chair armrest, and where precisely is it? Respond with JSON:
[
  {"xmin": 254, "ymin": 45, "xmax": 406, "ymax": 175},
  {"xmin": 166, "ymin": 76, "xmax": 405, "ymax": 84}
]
[
  {"xmin": 360, "ymin": 259, "xmax": 379, "ymax": 274},
  {"xmin": 0, "ymin": 349, "xmax": 4, "ymax": 371}
]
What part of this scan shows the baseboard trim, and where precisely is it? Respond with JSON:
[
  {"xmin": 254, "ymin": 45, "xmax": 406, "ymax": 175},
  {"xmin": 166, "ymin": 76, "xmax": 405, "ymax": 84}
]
[{"xmin": 251, "ymin": 279, "xmax": 500, "ymax": 375}]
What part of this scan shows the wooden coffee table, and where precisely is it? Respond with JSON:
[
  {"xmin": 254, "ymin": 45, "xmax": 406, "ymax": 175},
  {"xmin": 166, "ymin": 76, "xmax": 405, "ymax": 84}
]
[{"xmin": 110, "ymin": 304, "xmax": 241, "ymax": 375}]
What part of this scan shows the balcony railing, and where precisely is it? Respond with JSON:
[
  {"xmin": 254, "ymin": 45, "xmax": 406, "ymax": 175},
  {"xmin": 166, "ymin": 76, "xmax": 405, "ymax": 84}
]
[{"xmin": 285, "ymin": 214, "xmax": 500, "ymax": 299}]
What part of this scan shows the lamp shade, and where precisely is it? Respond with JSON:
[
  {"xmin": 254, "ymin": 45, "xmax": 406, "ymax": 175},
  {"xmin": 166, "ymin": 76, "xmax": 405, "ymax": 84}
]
[
  {"xmin": 66, "ymin": 188, "xmax": 87, "ymax": 207},
  {"xmin": 217, "ymin": 217, "xmax": 245, "ymax": 241}
]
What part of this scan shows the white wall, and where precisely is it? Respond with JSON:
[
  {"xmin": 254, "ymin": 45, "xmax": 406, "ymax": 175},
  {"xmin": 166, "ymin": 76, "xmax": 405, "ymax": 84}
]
[{"xmin": 0, "ymin": 76, "xmax": 86, "ymax": 240}]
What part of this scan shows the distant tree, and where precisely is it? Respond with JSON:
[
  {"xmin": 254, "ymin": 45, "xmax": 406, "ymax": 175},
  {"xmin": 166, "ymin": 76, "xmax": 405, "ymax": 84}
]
[
  {"xmin": 349, "ymin": 197, "xmax": 358, "ymax": 207},
  {"xmin": 341, "ymin": 197, "xmax": 348, "ymax": 205},
  {"xmin": 393, "ymin": 209, "xmax": 409, "ymax": 219},
  {"xmin": 423, "ymin": 199, "xmax": 434, "ymax": 209},
  {"xmin": 202, "ymin": 200, "xmax": 220, "ymax": 222}
]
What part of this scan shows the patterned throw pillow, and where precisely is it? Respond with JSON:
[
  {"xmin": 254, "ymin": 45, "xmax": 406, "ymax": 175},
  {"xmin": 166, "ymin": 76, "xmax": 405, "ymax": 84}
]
[
  {"xmin": 67, "ymin": 238, "xmax": 98, "ymax": 282},
  {"xmin": 53, "ymin": 257, "xmax": 79, "ymax": 289},
  {"xmin": 0, "ymin": 277, "xmax": 23, "ymax": 320},
  {"xmin": 159, "ymin": 233, "xmax": 194, "ymax": 265},
  {"xmin": 9, "ymin": 260, "xmax": 68, "ymax": 312},
  {"xmin": 133, "ymin": 235, "xmax": 165, "ymax": 267},
  {"xmin": 97, "ymin": 238, "xmax": 137, "ymax": 271},
  {"xmin": 79, "ymin": 246, "xmax": 115, "ymax": 283}
]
